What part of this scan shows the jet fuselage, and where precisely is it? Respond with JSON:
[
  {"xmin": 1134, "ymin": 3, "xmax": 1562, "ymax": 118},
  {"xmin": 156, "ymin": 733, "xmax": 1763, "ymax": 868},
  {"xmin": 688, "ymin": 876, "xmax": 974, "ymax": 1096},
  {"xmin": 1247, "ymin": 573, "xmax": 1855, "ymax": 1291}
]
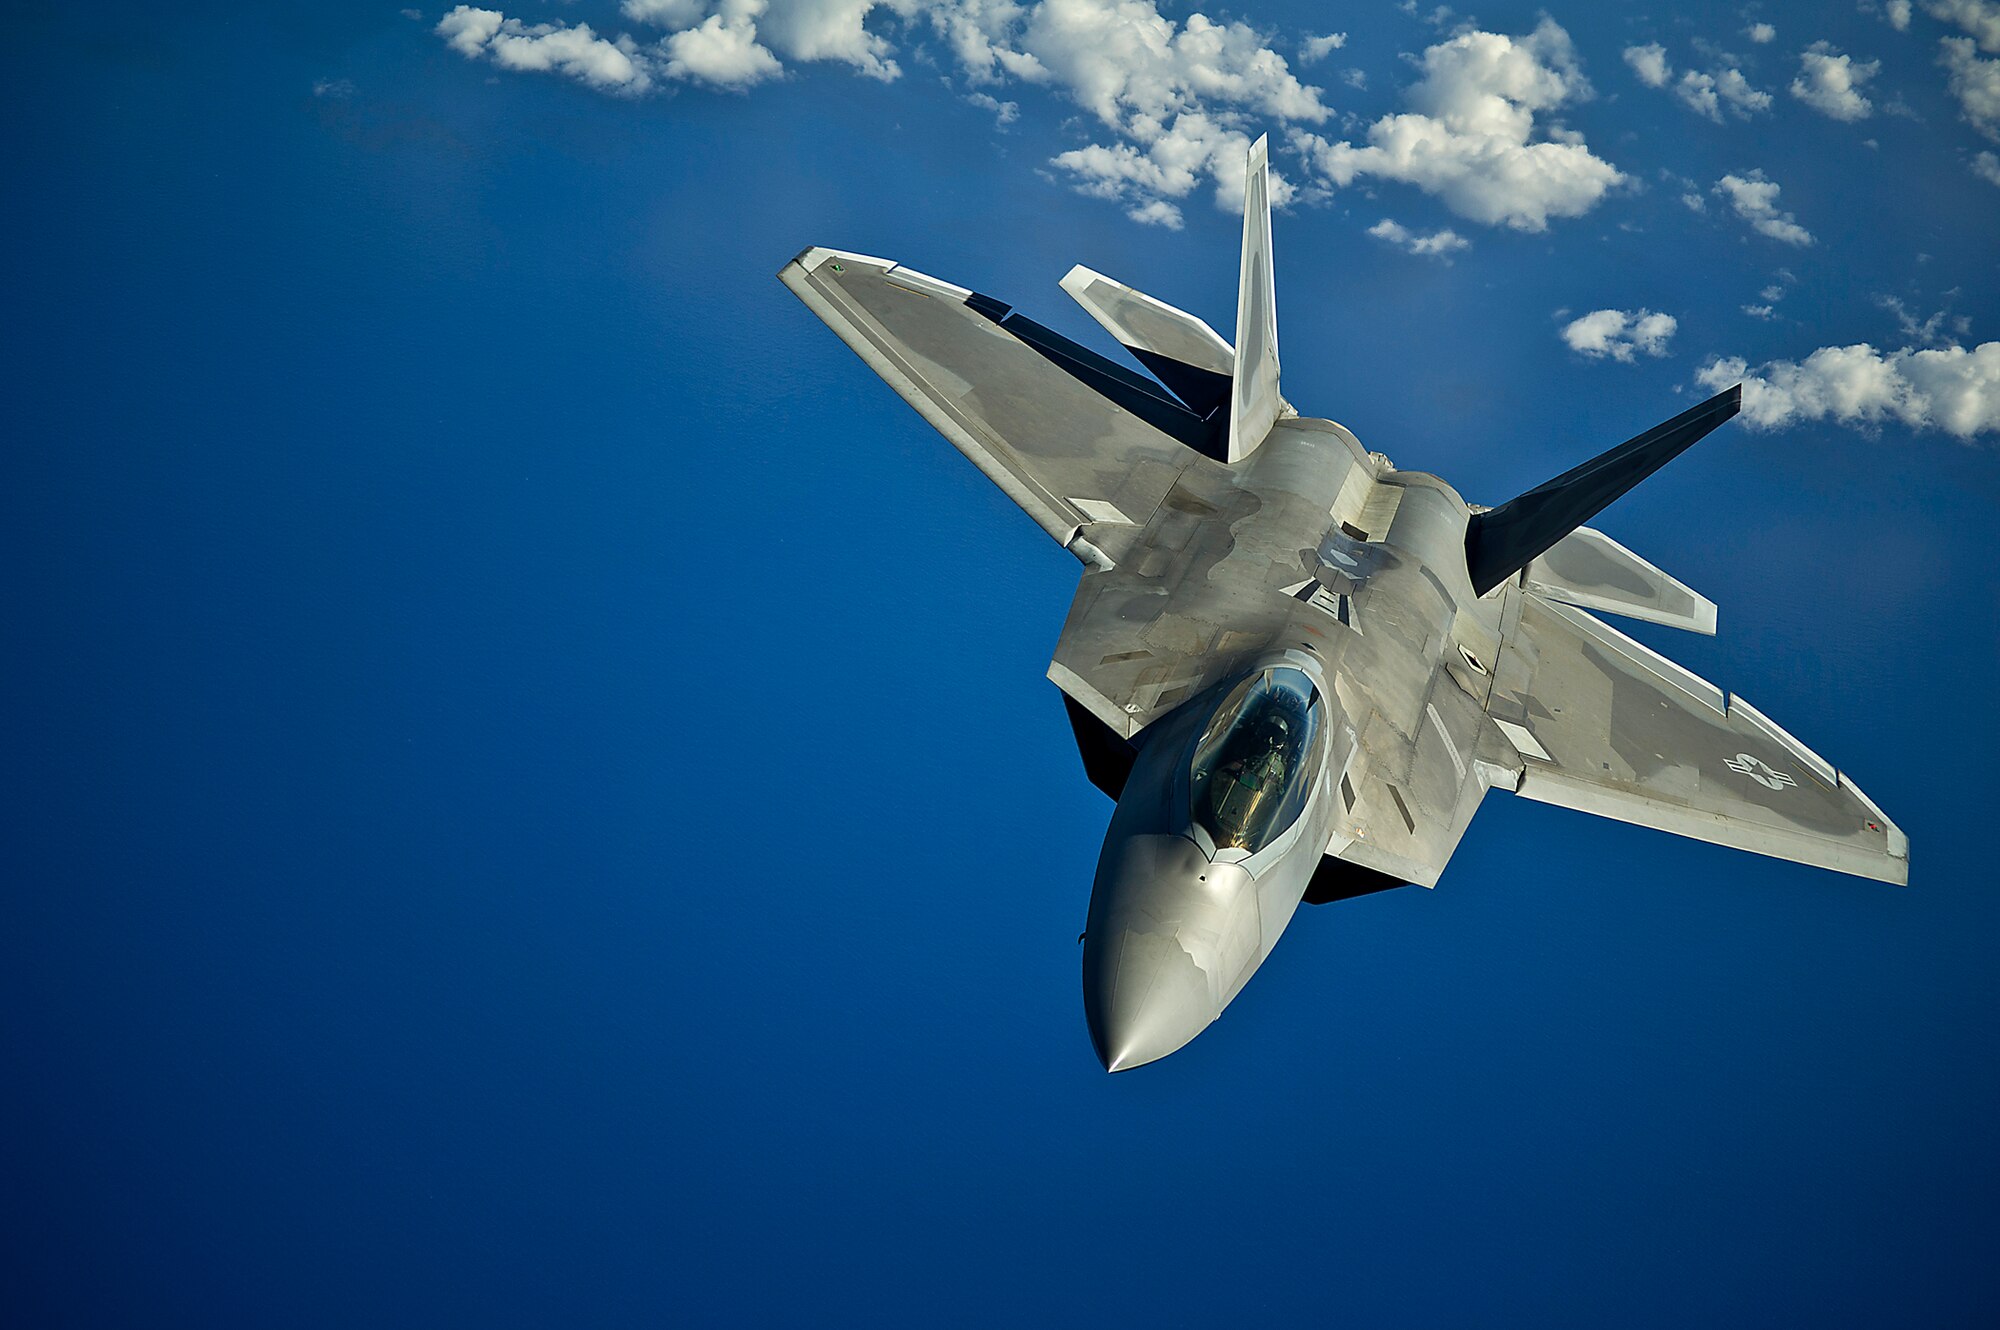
[{"xmin": 1079, "ymin": 420, "xmax": 1503, "ymax": 1068}]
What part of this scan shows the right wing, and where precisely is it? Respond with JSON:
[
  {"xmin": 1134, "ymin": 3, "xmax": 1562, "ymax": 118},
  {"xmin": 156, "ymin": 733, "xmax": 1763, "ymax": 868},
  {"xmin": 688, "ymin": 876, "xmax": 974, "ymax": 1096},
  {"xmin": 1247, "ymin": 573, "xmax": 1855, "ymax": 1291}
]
[
  {"xmin": 1488, "ymin": 591, "xmax": 1908, "ymax": 884},
  {"xmin": 780, "ymin": 248, "xmax": 1197, "ymax": 550}
]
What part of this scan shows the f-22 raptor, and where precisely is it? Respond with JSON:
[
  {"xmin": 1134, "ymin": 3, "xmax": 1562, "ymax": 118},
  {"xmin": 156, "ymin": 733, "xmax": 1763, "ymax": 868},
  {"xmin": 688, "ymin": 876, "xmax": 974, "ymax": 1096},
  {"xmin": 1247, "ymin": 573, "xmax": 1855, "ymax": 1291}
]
[{"xmin": 781, "ymin": 137, "xmax": 1907, "ymax": 1072}]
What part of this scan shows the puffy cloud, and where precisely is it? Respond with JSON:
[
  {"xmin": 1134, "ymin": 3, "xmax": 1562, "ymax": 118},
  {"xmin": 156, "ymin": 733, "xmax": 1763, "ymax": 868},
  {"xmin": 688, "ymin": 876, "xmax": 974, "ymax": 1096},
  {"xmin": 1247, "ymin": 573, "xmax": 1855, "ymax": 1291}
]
[
  {"xmin": 1624, "ymin": 42, "xmax": 1768, "ymax": 120},
  {"xmin": 436, "ymin": 7, "xmax": 655, "ymax": 92},
  {"xmin": 1789, "ymin": 41, "xmax": 1878, "ymax": 121},
  {"xmin": 621, "ymin": 0, "xmax": 706, "ymax": 24},
  {"xmin": 965, "ymin": 90, "xmax": 1019, "ymax": 124},
  {"xmin": 1126, "ymin": 199, "xmax": 1185, "ymax": 227},
  {"xmin": 1293, "ymin": 19, "xmax": 1625, "ymax": 232},
  {"xmin": 662, "ymin": 5, "xmax": 783, "ymax": 88},
  {"xmin": 1974, "ymin": 148, "xmax": 2000, "ymax": 182},
  {"xmin": 436, "ymin": 2, "xmax": 1335, "ymax": 222},
  {"xmin": 1715, "ymin": 170, "xmax": 1815, "ymax": 245},
  {"xmin": 1560, "ymin": 309, "xmax": 1677, "ymax": 361},
  {"xmin": 1713, "ymin": 67, "xmax": 1774, "ymax": 114},
  {"xmin": 1926, "ymin": 0, "xmax": 2000, "ymax": 51},
  {"xmin": 1299, "ymin": 32, "xmax": 1346, "ymax": 63},
  {"xmin": 1743, "ymin": 303, "xmax": 1777, "ymax": 319},
  {"xmin": 1940, "ymin": 36, "xmax": 2000, "ymax": 138},
  {"xmin": 1623, "ymin": 43, "xmax": 1670, "ymax": 88},
  {"xmin": 1011, "ymin": 0, "xmax": 1332, "ymax": 219},
  {"xmin": 1887, "ymin": 0, "xmax": 1912, "ymax": 30},
  {"xmin": 1747, "ymin": 22, "xmax": 1777, "ymax": 43},
  {"xmin": 625, "ymin": 0, "xmax": 915, "ymax": 81},
  {"xmin": 438, "ymin": 6, "xmax": 502, "ymax": 56},
  {"xmin": 1052, "ymin": 115, "xmax": 1293, "ymax": 220},
  {"xmin": 1366, "ymin": 218, "xmax": 1470, "ymax": 258},
  {"xmin": 1677, "ymin": 67, "xmax": 1771, "ymax": 120},
  {"xmin": 1020, "ymin": 2, "xmax": 1330, "ymax": 128},
  {"xmin": 1697, "ymin": 342, "xmax": 2000, "ymax": 438}
]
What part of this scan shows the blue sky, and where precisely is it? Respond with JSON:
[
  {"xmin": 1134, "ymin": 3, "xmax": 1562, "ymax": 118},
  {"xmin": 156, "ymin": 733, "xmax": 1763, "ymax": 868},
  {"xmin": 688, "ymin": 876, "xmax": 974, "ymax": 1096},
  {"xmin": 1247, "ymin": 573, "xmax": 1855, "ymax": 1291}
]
[{"xmin": 4, "ymin": 2, "xmax": 1998, "ymax": 1326}]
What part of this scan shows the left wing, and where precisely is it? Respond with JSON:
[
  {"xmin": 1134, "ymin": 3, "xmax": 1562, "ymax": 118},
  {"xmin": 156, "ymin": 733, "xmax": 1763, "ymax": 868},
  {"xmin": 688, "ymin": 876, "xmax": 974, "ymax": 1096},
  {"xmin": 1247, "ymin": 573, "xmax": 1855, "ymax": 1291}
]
[
  {"xmin": 1488, "ymin": 591, "xmax": 1908, "ymax": 883},
  {"xmin": 780, "ymin": 248, "xmax": 1199, "ymax": 551}
]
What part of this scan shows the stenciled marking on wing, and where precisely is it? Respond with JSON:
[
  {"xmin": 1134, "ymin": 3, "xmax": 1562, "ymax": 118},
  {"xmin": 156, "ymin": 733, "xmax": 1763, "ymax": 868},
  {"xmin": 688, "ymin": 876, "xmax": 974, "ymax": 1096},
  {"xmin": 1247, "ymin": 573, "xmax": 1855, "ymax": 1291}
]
[{"xmin": 1724, "ymin": 752, "xmax": 1797, "ymax": 791}]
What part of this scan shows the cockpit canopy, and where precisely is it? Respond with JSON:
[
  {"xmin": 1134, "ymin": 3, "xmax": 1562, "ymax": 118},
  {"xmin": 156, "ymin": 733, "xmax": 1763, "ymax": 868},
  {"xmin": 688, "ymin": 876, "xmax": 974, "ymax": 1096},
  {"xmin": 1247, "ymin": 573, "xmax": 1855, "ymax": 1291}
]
[{"xmin": 1189, "ymin": 667, "xmax": 1326, "ymax": 854}]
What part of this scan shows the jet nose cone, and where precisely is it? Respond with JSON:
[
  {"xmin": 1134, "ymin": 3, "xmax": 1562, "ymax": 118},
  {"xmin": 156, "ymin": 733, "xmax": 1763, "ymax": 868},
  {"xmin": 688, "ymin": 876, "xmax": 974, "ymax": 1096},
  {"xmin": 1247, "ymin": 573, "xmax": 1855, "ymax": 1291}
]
[{"xmin": 1084, "ymin": 926, "xmax": 1217, "ymax": 1073}]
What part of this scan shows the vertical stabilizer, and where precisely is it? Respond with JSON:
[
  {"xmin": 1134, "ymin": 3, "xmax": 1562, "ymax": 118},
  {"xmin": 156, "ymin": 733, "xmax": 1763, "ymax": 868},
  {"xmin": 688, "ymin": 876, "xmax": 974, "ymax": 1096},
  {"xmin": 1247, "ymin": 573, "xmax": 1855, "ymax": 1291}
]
[
  {"xmin": 1465, "ymin": 385, "xmax": 1741, "ymax": 598},
  {"xmin": 1227, "ymin": 136, "xmax": 1283, "ymax": 464}
]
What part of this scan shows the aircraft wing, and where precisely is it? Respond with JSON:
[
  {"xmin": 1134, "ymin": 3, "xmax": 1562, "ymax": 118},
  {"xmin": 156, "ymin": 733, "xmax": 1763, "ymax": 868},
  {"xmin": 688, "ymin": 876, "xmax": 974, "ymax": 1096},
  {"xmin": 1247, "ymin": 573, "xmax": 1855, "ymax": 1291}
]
[
  {"xmin": 1489, "ymin": 592, "xmax": 1908, "ymax": 884},
  {"xmin": 779, "ymin": 247, "xmax": 1198, "ymax": 550}
]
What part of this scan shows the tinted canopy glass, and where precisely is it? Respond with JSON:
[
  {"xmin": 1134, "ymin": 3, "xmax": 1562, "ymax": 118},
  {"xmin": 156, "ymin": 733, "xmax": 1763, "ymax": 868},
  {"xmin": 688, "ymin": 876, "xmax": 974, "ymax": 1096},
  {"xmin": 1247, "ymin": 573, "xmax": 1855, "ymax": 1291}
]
[{"xmin": 1189, "ymin": 667, "xmax": 1324, "ymax": 853}]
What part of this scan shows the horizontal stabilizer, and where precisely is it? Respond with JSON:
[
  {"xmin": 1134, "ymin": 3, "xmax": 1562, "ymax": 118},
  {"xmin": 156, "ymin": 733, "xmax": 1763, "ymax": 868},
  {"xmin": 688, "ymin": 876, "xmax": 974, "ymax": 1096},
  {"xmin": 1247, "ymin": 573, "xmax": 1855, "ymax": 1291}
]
[
  {"xmin": 964, "ymin": 295, "xmax": 1222, "ymax": 455},
  {"xmin": 1466, "ymin": 385, "xmax": 1741, "ymax": 597},
  {"xmin": 1525, "ymin": 526, "xmax": 1717, "ymax": 634},
  {"xmin": 1061, "ymin": 265, "xmax": 1235, "ymax": 425}
]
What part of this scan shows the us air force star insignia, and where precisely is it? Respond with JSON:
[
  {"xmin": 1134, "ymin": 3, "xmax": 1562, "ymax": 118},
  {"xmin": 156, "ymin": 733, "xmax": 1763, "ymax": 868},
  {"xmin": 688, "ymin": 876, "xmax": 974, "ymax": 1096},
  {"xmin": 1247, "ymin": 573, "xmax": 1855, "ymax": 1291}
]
[{"xmin": 1725, "ymin": 752, "xmax": 1797, "ymax": 790}]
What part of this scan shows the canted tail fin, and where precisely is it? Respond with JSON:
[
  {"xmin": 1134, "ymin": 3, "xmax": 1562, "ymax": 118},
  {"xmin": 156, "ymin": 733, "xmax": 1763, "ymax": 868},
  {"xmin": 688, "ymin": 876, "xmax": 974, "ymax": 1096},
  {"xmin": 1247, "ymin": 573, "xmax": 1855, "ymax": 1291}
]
[
  {"xmin": 1465, "ymin": 385, "xmax": 1742, "ymax": 598},
  {"xmin": 1227, "ymin": 135, "xmax": 1283, "ymax": 463}
]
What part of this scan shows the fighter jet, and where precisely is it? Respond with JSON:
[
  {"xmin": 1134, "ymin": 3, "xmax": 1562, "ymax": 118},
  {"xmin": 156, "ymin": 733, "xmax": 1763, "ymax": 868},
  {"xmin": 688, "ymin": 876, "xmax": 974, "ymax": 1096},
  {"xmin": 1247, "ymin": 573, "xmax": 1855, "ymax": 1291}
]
[{"xmin": 780, "ymin": 137, "xmax": 1907, "ymax": 1072}]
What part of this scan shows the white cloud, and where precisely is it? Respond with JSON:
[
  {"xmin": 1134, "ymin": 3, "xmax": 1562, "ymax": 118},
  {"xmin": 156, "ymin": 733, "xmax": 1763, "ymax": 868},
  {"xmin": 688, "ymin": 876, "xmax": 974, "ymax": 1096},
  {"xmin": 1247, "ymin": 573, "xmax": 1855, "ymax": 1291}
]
[
  {"xmin": 1714, "ymin": 67, "xmax": 1774, "ymax": 114},
  {"xmin": 1627, "ymin": 43, "xmax": 1769, "ymax": 120},
  {"xmin": 437, "ymin": 7, "xmax": 656, "ymax": 93},
  {"xmin": 1941, "ymin": 36, "xmax": 2000, "ymax": 138},
  {"xmin": 1299, "ymin": 32, "xmax": 1346, "ymax": 63},
  {"xmin": 1366, "ymin": 218, "xmax": 1470, "ymax": 258},
  {"xmin": 1698, "ymin": 342, "xmax": 2000, "ymax": 438},
  {"xmin": 1887, "ymin": 0, "xmax": 1913, "ymax": 31},
  {"xmin": 1715, "ymin": 170, "xmax": 1815, "ymax": 245},
  {"xmin": 1561, "ymin": 308, "xmax": 1677, "ymax": 361},
  {"xmin": 1020, "ymin": 3, "xmax": 1331, "ymax": 128},
  {"xmin": 436, "ymin": 2, "xmax": 1337, "ymax": 222},
  {"xmin": 1790, "ymin": 41, "xmax": 1879, "ymax": 120},
  {"xmin": 1052, "ymin": 115, "xmax": 1294, "ymax": 220},
  {"xmin": 1747, "ymin": 22, "xmax": 1777, "ymax": 43},
  {"xmin": 1926, "ymin": 0, "xmax": 2000, "ymax": 51},
  {"xmin": 1294, "ymin": 19, "xmax": 1625, "ymax": 232},
  {"xmin": 1021, "ymin": 1, "xmax": 1331, "ymax": 213},
  {"xmin": 1877, "ymin": 295, "xmax": 1961, "ymax": 346},
  {"xmin": 1974, "ymin": 148, "xmax": 2000, "ymax": 181},
  {"xmin": 1624, "ymin": 42, "xmax": 1671, "ymax": 88},
  {"xmin": 621, "ymin": 0, "xmax": 706, "ymax": 25},
  {"xmin": 1743, "ymin": 303, "xmax": 1777, "ymax": 319},
  {"xmin": 1126, "ymin": 198, "xmax": 1185, "ymax": 227},
  {"xmin": 1676, "ymin": 67, "xmax": 1771, "ymax": 120},
  {"xmin": 662, "ymin": 6, "xmax": 783, "ymax": 89},
  {"xmin": 1677, "ymin": 70, "xmax": 1723, "ymax": 119},
  {"xmin": 438, "ymin": 6, "xmax": 502, "ymax": 57},
  {"xmin": 965, "ymin": 90, "xmax": 1019, "ymax": 125}
]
